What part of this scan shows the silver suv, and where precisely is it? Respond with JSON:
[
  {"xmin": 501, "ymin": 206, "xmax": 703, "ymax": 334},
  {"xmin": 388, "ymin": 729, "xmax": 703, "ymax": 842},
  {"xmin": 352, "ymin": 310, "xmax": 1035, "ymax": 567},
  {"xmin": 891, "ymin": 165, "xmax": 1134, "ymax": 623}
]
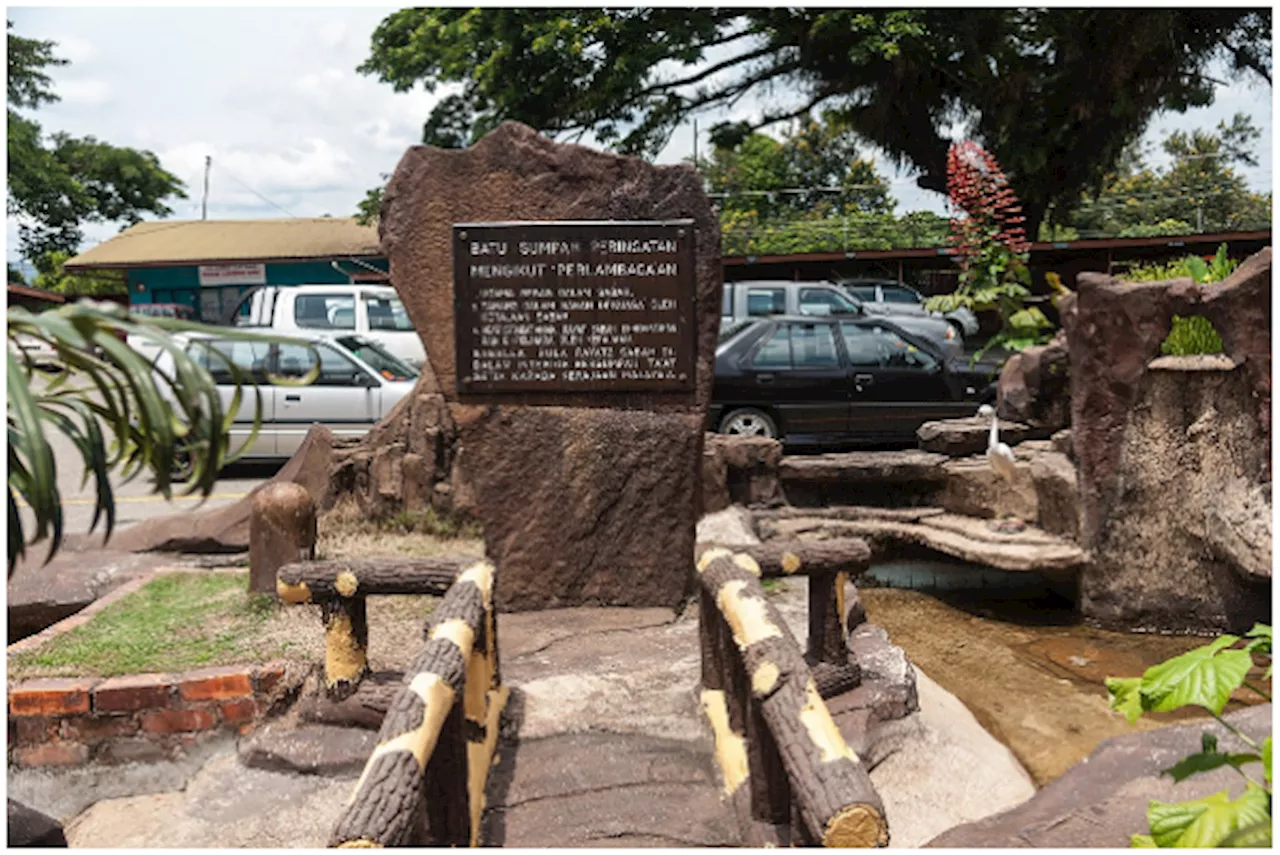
[
  {"xmin": 837, "ymin": 278, "xmax": 979, "ymax": 338},
  {"xmin": 720, "ymin": 280, "xmax": 963, "ymax": 357}
]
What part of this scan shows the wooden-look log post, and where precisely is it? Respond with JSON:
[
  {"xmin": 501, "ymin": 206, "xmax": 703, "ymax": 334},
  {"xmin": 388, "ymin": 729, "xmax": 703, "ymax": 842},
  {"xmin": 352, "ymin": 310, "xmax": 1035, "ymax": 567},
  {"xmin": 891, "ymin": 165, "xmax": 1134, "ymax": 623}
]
[
  {"xmin": 697, "ymin": 548, "xmax": 889, "ymax": 848},
  {"xmin": 276, "ymin": 555, "xmax": 478, "ymax": 702},
  {"xmin": 250, "ymin": 482, "xmax": 316, "ymax": 594},
  {"xmin": 699, "ymin": 541, "xmax": 869, "ymax": 697},
  {"xmin": 330, "ymin": 561, "xmax": 496, "ymax": 848}
]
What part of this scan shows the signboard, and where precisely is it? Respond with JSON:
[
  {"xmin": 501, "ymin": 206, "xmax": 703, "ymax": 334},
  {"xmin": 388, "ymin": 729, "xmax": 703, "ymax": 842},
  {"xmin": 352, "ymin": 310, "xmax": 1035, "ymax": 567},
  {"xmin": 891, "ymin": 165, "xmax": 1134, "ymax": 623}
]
[
  {"xmin": 453, "ymin": 221, "xmax": 696, "ymax": 394},
  {"xmin": 198, "ymin": 263, "xmax": 266, "ymax": 287}
]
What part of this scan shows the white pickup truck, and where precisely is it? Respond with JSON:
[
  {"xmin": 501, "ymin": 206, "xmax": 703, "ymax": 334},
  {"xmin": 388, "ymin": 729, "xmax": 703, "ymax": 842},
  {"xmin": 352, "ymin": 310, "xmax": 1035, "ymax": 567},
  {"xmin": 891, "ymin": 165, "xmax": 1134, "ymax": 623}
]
[{"xmin": 230, "ymin": 284, "xmax": 427, "ymax": 369}]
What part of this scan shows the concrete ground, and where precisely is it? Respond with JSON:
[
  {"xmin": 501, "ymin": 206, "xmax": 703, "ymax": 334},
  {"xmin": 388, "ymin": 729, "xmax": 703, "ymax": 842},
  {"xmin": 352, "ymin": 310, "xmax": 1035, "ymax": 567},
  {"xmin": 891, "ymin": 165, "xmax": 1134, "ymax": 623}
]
[{"xmin": 24, "ymin": 578, "xmax": 1035, "ymax": 848}]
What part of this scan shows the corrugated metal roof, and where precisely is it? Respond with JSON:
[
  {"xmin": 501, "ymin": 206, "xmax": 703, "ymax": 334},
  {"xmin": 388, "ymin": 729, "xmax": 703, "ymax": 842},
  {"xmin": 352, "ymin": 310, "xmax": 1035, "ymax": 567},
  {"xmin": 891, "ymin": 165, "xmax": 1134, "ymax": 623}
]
[{"xmin": 64, "ymin": 218, "xmax": 382, "ymax": 269}]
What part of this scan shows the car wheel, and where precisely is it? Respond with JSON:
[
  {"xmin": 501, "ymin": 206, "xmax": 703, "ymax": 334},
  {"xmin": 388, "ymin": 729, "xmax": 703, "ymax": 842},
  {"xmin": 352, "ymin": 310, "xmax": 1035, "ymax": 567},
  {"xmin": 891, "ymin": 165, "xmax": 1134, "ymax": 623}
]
[{"xmin": 719, "ymin": 407, "xmax": 779, "ymax": 440}]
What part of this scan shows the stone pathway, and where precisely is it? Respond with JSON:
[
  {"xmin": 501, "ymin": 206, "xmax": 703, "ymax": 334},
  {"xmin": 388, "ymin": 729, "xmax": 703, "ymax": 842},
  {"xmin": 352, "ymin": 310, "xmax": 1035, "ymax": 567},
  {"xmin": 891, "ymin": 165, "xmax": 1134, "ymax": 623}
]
[{"xmin": 16, "ymin": 580, "xmax": 1036, "ymax": 848}]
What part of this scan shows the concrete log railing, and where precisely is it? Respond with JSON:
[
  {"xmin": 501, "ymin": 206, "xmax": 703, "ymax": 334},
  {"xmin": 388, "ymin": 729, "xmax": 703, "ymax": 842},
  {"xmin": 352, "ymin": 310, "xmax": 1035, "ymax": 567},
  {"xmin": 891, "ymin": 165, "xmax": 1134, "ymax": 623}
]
[
  {"xmin": 276, "ymin": 556, "xmax": 480, "ymax": 700},
  {"xmin": 328, "ymin": 560, "xmax": 507, "ymax": 848},
  {"xmin": 697, "ymin": 548, "xmax": 888, "ymax": 848},
  {"xmin": 696, "ymin": 539, "xmax": 870, "ymax": 699}
]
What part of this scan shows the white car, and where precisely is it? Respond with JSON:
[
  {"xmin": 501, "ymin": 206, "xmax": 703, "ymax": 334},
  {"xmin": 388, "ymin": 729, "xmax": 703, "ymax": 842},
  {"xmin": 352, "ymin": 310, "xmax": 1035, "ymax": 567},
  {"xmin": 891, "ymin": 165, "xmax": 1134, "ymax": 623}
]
[
  {"xmin": 838, "ymin": 279, "xmax": 981, "ymax": 338},
  {"xmin": 230, "ymin": 284, "xmax": 427, "ymax": 370},
  {"xmin": 8, "ymin": 333, "xmax": 60, "ymax": 370},
  {"xmin": 153, "ymin": 330, "xmax": 418, "ymax": 460}
]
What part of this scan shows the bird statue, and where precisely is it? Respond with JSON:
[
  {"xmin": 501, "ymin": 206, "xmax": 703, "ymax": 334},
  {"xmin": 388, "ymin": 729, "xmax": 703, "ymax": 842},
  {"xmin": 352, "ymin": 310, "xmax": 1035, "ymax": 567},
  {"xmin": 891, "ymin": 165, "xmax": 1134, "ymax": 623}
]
[{"xmin": 978, "ymin": 404, "xmax": 1025, "ymax": 532}]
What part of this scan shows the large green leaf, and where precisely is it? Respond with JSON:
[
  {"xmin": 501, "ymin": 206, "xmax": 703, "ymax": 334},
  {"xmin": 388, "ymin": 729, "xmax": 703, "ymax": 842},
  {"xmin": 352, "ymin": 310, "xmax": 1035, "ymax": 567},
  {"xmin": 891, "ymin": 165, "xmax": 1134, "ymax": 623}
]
[
  {"xmin": 1221, "ymin": 819, "xmax": 1273, "ymax": 848},
  {"xmin": 1140, "ymin": 636, "xmax": 1252, "ymax": 715},
  {"xmin": 1244, "ymin": 624, "xmax": 1271, "ymax": 656},
  {"xmin": 1262, "ymin": 737, "xmax": 1271, "ymax": 786},
  {"xmin": 1129, "ymin": 833, "xmax": 1158, "ymax": 847},
  {"xmin": 1146, "ymin": 786, "xmax": 1271, "ymax": 848}
]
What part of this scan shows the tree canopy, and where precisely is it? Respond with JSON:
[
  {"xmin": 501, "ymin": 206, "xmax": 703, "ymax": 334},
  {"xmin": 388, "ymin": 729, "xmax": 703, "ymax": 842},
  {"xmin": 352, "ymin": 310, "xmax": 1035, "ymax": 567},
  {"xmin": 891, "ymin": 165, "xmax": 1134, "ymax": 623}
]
[
  {"xmin": 1067, "ymin": 113, "xmax": 1270, "ymax": 238},
  {"xmin": 360, "ymin": 8, "xmax": 1271, "ymax": 236},
  {"xmin": 7, "ymin": 22, "xmax": 186, "ymax": 263}
]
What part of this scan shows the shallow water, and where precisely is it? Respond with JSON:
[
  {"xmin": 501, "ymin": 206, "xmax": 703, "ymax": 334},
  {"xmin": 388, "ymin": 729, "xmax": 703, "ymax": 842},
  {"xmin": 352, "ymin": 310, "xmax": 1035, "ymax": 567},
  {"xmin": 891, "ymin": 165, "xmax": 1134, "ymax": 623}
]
[{"xmin": 858, "ymin": 563, "xmax": 1270, "ymax": 786}]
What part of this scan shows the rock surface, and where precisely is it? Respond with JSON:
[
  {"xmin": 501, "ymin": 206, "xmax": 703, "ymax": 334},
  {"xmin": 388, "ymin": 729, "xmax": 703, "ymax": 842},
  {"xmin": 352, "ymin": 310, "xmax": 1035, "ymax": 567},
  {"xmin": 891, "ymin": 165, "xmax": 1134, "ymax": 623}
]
[
  {"xmin": 997, "ymin": 328, "xmax": 1071, "ymax": 431},
  {"xmin": 238, "ymin": 723, "xmax": 376, "ymax": 776},
  {"xmin": 779, "ymin": 449, "xmax": 949, "ymax": 484},
  {"xmin": 701, "ymin": 433, "xmax": 783, "ymax": 513},
  {"xmin": 1079, "ymin": 358, "xmax": 1271, "ymax": 632},
  {"xmin": 456, "ymin": 407, "xmax": 703, "ymax": 611},
  {"xmin": 927, "ymin": 704, "xmax": 1271, "ymax": 848},
  {"xmin": 917, "ymin": 413, "xmax": 1033, "ymax": 457},
  {"xmin": 757, "ymin": 511, "xmax": 1087, "ymax": 575},
  {"xmin": 8, "ymin": 799, "xmax": 67, "ymax": 847},
  {"xmin": 378, "ymin": 121, "xmax": 721, "ymax": 611}
]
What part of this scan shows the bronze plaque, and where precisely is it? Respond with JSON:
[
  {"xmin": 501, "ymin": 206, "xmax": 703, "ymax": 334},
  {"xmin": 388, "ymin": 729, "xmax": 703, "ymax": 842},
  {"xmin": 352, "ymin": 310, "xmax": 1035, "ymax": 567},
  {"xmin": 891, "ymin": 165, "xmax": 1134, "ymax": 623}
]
[{"xmin": 453, "ymin": 220, "xmax": 697, "ymax": 394}]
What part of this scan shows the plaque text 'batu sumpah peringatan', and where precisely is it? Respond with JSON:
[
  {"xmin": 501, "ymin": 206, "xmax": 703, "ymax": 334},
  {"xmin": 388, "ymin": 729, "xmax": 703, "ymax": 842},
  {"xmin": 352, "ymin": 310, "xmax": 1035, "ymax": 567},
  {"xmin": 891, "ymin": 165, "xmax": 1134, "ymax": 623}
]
[{"xmin": 453, "ymin": 221, "xmax": 697, "ymax": 394}]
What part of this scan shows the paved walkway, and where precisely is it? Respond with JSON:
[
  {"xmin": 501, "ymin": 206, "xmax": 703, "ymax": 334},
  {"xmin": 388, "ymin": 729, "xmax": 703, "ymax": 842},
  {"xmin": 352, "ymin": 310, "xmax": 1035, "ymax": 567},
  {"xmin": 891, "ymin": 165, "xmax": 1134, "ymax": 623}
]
[{"xmin": 17, "ymin": 578, "xmax": 1035, "ymax": 848}]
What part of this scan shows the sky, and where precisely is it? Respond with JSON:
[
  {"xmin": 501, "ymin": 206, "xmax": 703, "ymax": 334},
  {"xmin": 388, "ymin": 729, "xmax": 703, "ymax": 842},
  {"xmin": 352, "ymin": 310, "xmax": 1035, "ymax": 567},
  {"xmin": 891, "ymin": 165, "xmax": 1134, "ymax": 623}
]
[{"xmin": 6, "ymin": 6, "xmax": 1274, "ymax": 269}]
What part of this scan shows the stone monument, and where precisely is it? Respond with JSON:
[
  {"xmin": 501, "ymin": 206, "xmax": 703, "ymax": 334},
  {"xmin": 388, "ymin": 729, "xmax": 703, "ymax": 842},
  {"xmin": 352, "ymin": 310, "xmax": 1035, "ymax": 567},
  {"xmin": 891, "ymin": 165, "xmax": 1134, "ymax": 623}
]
[{"xmin": 379, "ymin": 122, "xmax": 721, "ymax": 611}]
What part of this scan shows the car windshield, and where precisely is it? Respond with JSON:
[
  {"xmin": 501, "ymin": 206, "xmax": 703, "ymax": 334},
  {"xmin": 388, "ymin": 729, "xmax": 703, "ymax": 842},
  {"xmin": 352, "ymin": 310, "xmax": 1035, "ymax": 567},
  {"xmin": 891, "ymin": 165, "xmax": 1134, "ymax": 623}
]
[
  {"xmin": 365, "ymin": 294, "xmax": 415, "ymax": 331},
  {"xmin": 337, "ymin": 336, "xmax": 418, "ymax": 381}
]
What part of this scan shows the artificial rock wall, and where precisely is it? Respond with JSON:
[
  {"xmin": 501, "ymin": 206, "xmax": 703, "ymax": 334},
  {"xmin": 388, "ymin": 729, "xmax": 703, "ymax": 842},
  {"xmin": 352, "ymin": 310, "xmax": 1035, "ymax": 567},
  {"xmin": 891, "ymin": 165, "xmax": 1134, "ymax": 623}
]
[{"xmin": 1066, "ymin": 249, "xmax": 1272, "ymax": 633}]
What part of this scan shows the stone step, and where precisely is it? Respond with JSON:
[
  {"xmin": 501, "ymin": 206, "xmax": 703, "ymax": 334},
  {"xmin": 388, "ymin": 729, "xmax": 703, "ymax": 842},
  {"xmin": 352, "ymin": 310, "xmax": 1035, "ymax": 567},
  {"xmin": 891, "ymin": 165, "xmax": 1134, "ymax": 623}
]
[
  {"xmin": 482, "ymin": 731, "xmax": 739, "ymax": 847},
  {"xmin": 757, "ymin": 511, "xmax": 1088, "ymax": 576},
  {"xmin": 778, "ymin": 450, "xmax": 950, "ymax": 485}
]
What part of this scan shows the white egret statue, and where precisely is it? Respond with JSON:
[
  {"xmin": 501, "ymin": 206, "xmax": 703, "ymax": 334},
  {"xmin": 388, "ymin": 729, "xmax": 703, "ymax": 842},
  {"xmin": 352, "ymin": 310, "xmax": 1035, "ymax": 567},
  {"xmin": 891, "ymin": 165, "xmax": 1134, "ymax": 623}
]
[{"xmin": 978, "ymin": 404, "xmax": 1025, "ymax": 532}]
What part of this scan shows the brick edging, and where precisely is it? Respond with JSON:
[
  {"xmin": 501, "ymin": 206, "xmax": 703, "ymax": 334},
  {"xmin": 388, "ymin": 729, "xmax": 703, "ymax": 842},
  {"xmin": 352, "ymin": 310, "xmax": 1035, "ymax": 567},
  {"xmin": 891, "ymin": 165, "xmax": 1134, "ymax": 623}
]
[
  {"xmin": 7, "ymin": 661, "xmax": 291, "ymax": 769},
  {"xmin": 8, "ymin": 567, "xmax": 295, "ymax": 770}
]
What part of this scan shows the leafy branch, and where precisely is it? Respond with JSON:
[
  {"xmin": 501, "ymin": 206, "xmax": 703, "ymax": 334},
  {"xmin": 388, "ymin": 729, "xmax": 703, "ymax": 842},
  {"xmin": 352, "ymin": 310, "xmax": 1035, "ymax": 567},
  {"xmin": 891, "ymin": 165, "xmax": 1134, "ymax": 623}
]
[{"xmin": 1106, "ymin": 624, "xmax": 1272, "ymax": 848}]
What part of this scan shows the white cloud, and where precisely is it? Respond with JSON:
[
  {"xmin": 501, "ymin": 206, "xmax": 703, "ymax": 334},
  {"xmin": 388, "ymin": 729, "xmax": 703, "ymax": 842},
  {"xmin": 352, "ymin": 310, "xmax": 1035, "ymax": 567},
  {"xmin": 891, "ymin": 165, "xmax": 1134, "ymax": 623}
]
[
  {"xmin": 55, "ymin": 35, "xmax": 96, "ymax": 64},
  {"xmin": 55, "ymin": 78, "xmax": 111, "ymax": 107}
]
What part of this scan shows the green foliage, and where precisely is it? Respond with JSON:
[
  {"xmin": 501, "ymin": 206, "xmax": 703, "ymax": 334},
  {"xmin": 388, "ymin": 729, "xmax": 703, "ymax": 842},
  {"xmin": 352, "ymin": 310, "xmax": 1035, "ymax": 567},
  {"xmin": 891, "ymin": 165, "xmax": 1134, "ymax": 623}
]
[
  {"xmin": 32, "ymin": 251, "xmax": 126, "ymax": 297},
  {"xmin": 6, "ymin": 302, "xmax": 321, "ymax": 567},
  {"xmin": 1067, "ymin": 114, "xmax": 1271, "ymax": 238},
  {"xmin": 1106, "ymin": 626, "xmax": 1272, "ymax": 848},
  {"xmin": 698, "ymin": 115, "xmax": 895, "ymax": 220},
  {"xmin": 1122, "ymin": 243, "xmax": 1237, "ymax": 356},
  {"xmin": 7, "ymin": 22, "xmax": 185, "ymax": 262},
  {"xmin": 358, "ymin": 8, "xmax": 1271, "ymax": 236},
  {"xmin": 7, "ymin": 571, "xmax": 290, "ymax": 678}
]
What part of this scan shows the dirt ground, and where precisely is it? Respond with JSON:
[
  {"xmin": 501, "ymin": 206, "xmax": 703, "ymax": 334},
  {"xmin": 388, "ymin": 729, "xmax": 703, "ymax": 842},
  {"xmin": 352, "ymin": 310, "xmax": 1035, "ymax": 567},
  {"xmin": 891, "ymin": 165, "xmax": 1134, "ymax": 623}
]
[{"xmin": 859, "ymin": 587, "xmax": 1269, "ymax": 785}]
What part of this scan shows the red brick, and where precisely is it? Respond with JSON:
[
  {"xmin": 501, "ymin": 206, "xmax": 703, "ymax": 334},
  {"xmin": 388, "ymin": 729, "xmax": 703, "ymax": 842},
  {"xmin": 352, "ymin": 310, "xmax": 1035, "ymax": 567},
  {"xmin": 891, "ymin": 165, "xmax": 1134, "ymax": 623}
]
[
  {"xmin": 13, "ymin": 716, "xmax": 61, "ymax": 745},
  {"xmin": 219, "ymin": 697, "xmax": 258, "ymax": 725},
  {"xmin": 176, "ymin": 666, "xmax": 253, "ymax": 701},
  {"xmin": 9, "ymin": 678, "xmax": 96, "ymax": 717},
  {"xmin": 254, "ymin": 661, "xmax": 287, "ymax": 695},
  {"xmin": 59, "ymin": 714, "xmax": 140, "ymax": 743},
  {"xmin": 14, "ymin": 742, "xmax": 89, "ymax": 768},
  {"xmin": 93, "ymin": 673, "xmax": 173, "ymax": 712},
  {"xmin": 140, "ymin": 707, "xmax": 216, "ymax": 734}
]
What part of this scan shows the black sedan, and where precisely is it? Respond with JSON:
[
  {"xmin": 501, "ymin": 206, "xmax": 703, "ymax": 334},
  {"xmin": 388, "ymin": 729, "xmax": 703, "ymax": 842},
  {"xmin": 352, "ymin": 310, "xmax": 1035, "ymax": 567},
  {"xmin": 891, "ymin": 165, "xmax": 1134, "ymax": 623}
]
[{"xmin": 710, "ymin": 315, "xmax": 997, "ymax": 447}]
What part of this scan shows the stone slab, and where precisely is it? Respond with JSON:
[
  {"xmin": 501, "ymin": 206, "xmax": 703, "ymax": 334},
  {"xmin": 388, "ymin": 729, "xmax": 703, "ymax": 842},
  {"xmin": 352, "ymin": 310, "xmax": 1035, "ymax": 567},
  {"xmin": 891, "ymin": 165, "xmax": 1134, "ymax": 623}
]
[{"xmin": 238, "ymin": 722, "xmax": 377, "ymax": 776}]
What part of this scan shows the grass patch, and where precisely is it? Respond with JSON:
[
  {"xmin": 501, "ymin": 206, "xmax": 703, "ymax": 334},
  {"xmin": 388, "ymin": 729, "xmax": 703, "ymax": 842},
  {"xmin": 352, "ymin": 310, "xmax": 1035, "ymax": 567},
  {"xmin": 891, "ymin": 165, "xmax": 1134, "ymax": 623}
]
[
  {"xmin": 318, "ymin": 501, "xmax": 485, "ymax": 561},
  {"xmin": 9, "ymin": 572, "xmax": 294, "ymax": 680}
]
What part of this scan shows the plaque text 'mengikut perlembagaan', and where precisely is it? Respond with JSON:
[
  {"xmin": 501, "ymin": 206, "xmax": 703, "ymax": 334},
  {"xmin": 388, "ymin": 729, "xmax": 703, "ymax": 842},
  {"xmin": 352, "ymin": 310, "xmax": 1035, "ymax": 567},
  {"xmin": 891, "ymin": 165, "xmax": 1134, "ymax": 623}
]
[{"xmin": 453, "ymin": 222, "xmax": 696, "ymax": 394}]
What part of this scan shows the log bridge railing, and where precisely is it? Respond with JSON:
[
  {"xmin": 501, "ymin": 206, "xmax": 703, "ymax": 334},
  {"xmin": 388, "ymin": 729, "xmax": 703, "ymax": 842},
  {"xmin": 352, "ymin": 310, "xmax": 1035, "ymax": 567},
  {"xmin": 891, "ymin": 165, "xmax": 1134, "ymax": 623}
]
[
  {"xmin": 273, "ymin": 553, "xmax": 505, "ymax": 847},
  {"xmin": 696, "ymin": 540, "xmax": 888, "ymax": 848}
]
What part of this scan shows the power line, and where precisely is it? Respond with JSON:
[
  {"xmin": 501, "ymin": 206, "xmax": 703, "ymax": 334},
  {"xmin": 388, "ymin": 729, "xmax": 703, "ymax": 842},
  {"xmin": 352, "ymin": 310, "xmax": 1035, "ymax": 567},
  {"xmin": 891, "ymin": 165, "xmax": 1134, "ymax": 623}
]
[{"xmin": 213, "ymin": 162, "xmax": 300, "ymax": 218}]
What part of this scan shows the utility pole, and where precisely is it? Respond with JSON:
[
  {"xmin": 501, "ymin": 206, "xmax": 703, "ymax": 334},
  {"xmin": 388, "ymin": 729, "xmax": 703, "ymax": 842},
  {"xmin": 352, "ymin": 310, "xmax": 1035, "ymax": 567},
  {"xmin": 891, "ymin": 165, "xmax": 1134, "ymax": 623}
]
[{"xmin": 202, "ymin": 155, "xmax": 212, "ymax": 220}]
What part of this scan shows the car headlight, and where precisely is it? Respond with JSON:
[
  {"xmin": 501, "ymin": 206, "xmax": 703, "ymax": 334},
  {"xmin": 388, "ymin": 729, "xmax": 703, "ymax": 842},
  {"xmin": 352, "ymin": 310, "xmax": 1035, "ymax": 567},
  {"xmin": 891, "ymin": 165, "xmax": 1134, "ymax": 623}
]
[{"xmin": 945, "ymin": 325, "xmax": 955, "ymax": 340}]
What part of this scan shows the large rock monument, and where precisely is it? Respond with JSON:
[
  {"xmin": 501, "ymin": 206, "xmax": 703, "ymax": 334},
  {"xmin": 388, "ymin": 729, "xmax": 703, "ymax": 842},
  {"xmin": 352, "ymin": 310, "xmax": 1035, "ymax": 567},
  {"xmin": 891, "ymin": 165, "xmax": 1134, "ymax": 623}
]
[{"xmin": 379, "ymin": 122, "xmax": 721, "ymax": 611}]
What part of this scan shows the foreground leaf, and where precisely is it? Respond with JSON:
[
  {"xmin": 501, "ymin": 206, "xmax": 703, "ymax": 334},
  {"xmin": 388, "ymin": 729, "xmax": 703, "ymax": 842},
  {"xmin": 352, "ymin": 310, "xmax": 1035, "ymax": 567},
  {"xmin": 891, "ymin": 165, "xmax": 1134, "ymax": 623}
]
[
  {"xmin": 1147, "ymin": 786, "xmax": 1270, "ymax": 848},
  {"xmin": 1262, "ymin": 737, "xmax": 1271, "ymax": 786},
  {"xmin": 1129, "ymin": 834, "xmax": 1157, "ymax": 847},
  {"xmin": 1140, "ymin": 636, "xmax": 1252, "ymax": 715}
]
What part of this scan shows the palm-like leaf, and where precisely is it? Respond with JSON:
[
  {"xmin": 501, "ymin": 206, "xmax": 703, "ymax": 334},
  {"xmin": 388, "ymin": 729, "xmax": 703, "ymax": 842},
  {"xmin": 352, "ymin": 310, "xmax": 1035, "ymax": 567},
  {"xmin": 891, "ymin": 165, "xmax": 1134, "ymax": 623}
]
[{"xmin": 7, "ymin": 300, "xmax": 319, "ymax": 569}]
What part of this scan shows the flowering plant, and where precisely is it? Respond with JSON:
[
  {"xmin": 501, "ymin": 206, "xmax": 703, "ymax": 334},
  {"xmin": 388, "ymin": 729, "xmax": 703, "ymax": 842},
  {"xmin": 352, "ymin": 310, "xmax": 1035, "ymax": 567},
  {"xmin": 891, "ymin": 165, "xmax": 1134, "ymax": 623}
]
[{"xmin": 927, "ymin": 141, "xmax": 1053, "ymax": 360}]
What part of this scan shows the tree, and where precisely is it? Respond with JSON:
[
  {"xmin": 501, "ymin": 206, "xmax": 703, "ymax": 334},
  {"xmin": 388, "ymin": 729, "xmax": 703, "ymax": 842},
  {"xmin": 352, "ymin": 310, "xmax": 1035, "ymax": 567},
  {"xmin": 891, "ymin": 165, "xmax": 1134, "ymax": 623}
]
[
  {"xmin": 32, "ymin": 250, "xmax": 126, "ymax": 297},
  {"xmin": 7, "ymin": 22, "xmax": 186, "ymax": 263},
  {"xmin": 358, "ymin": 9, "xmax": 1270, "ymax": 237},
  {"xmin": 1068, "ymin": 113, "xmax": 1271, "ymax": 237},
  {"xmin": 697, "ymin": 115, "xmax": 894, "ymax": 220}
]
